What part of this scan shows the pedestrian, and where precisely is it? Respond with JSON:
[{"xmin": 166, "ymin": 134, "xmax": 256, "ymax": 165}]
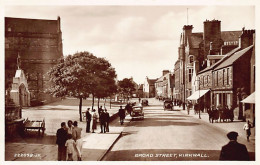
[
  {"xmin": 99, "ymin": 110, "xmax": 106, "ymax": 133},
  {"xmin": 104, "ymin": 108, "xmax": 110, "ymax": 132},
  {"xmin": 118, "ymin": 106, "xmax": 125, "ymax": 125},
  {"xmin": 187, "ymin": 101, "xmax": 191, "ymax": 115},
  {"xmin": 86, "ymin": 108, "xmax": 91, "ymax": 133},
  {"xmin": 243, "ymin": 120, "xmax": 252, "ymax": 142},
  {"xmin": 98, "ymin": 106, "xmax": 103, "ymax": 117},
  {"xmin": 72, "ymin": 121, "xmax": 83, "ymax": 161},
  {"xmin": 91, "ymin": 109, "xmax": 97, "ymax": 133},
  {"xmin": 139, "ymin": 97, "xmax": 141, "ymax": 103},
  {"xmin": 67, "ymin": 120, "xmax": 74, "ymax": 135},
  {"xmin": 65, "ymin": 134, "xmax": 76, "ymax": 161},
  {"xmin": 219, "ymin": 131, "xmax": 250, "ymax": 160},
  {"xmin": 56, "ymin": 122, "xmax": 68, "ymax": 161}
]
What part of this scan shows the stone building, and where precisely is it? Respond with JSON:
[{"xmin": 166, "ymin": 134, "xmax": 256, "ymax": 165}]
[
  {"xmin": 193, "ymin": 29, "xmax": 255, "ymax": 120},
  {"xmin": 155, "ymin": 70, "xmax": 175, "ymax": 100},
  {"xmin": 143, "ymin": 77, "xmax": 157, "ymax": 98},
  {"xmin": 5, "ymin": 17, "xmax": 63, "ymax": 105},
  {"xmin": 174, "ymin": 19, "xmax": 242, "ymax": 108}
]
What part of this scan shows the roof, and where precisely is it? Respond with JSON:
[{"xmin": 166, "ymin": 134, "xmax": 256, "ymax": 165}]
[
  {"xmin": 5, "ymin": 17, "xmax": 60, "ymax": 34},
  {"xmin": 198, "ymin": 46, "xmax": 241, "ymax": 74},
  {"xmin": 155, "ymin": 72, "xmax": 171, "ymax": 83},
  {"xmin": 138, "ymin": 84, "xmax": 143, "ymax": 90},
  {"xmin": 221, "ymin": 31, "xmax": 242, "ymax": 42},
  {"xmin": 214, "ymin": 45, "xmax": 253, "ymax": 70},
  {"xmin": 189, "ymin": 33, "xmax": 203, "ymax": 48},
  {"xmin": 147, "ymin": 79, "xmax": 157, "ymax": 85}
]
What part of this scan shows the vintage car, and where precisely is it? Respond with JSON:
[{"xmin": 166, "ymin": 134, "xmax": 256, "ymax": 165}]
[
  {"xmin": 130, "ymin": 106, "xmax": 144, "ymax": 120},
  {"xmin": 141, "ymin": 99, "xmax": 149, "ymax": 106},
  {"xmin": 163, "ymin": 100, "xmax": 173, "ymax": 110}
]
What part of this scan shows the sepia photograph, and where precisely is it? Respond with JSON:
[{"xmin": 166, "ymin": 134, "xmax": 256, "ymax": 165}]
[{"xmin": 3, "ymin": 2, "xmax": 256, "ymax": 163}]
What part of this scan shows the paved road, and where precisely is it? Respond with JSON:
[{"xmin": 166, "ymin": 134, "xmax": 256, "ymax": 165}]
[{"xmin": 103, "ymin": 100, "xmax": 255, "ymax": 161}]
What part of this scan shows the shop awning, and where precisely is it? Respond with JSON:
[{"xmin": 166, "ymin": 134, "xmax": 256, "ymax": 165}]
[
  {"xmin": 187, "ymin": 89, "xmax": 210, "ymax": 100},
  {"xmin": 241, "ymin": 92, "xmax": 255, "ymax": 104}
]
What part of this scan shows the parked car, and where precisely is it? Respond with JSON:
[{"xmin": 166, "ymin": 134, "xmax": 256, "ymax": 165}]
[
  {"xmin": 163, "ymin": 99, "xmax": 173, "ymax": 110},
  {"xmin": 131, "ymin": 106, "xmax": 144, "ymax": 120}
]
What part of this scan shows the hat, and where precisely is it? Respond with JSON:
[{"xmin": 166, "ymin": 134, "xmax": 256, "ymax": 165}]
[{"xmin": 227, "ymin": 131, "xmax": 238, "ymax": 140}]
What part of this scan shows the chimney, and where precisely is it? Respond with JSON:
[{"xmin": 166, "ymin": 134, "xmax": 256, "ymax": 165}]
[
  {"xmin": 183, "ymin": 25, "xmax": 193, "ymax": 46},
  {"xmin": 239, "ymin": 28, "xmax": 255, "ymax": 49},
  {"xmin": 203, "ymin": 19, "xmax": 221, "ymax": 41},
  {"xmin": 163, "ymin": 70, "xmax": 170, "ymax": 76}
]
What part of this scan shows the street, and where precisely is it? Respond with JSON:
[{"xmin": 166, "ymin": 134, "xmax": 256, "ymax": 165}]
[{"xmin": 102, "ymin": 99, "xmax": 255, "ymax": 161}]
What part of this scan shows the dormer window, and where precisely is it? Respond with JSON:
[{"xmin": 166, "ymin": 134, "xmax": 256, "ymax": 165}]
[{"xmin": 189, "ymin": 55, "xmax": 194, "ymax": 64}]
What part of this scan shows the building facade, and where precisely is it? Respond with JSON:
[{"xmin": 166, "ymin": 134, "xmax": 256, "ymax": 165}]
[
  {"xmin": 143, "ymin": 77, "xmax": 157, "ymax": 98},
  {"xmin": 195, "ymin": 29, "xmax": 255, "ymax": 120},
  {"xmin": 5, "ymin": 17, "xmax": 63, "ymax": 105},
  {"xmin": 174, "ymin": 19, "xmax": 242, "ymax": 108},
  {"xmin": 155, "ymin": 70, "xmax": 175, "ymax": 100}
]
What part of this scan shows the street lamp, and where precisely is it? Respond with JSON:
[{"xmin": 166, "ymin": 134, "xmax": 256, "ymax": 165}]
[{"xmin": 194, "ymin": 77, "xmax": 201, "ymax": 119}]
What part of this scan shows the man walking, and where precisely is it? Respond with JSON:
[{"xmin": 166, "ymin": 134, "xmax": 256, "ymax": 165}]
[
  {"xmin": 56, "ymin": 122, "xmax": 68, "ymax": 161},
  {"xmin": 219, "ymin": 131, "xmax": 250, "ymax": 160},
  {"xmin": 104, "ymin": 109, "xmax": 110, "ymax": 132},
  {"xmin": 86, "ymin": 108, "xmax": 91, "ymax": 133},
  {"xmin": 99, "ymin": 110, "xmax": 106, "ymax": 133},
  {"xmin": 118, "ymin": 106, "xmax": 126, "ymax": 125},
  {"xmin": 72, "ymin": 121, "xmax": 83, "ymax": 161}
]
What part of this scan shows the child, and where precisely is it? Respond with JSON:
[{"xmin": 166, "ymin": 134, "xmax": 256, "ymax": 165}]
[{"xmin": 65, "ymin": 134, "xmax": 76, "ymax": 161}]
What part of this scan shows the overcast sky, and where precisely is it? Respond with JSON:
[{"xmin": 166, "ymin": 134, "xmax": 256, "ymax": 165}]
[{"xmin": 5, "ymin": 6, "xmax": 255, "ymax": 84}]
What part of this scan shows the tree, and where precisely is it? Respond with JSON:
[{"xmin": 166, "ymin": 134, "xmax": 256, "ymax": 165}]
[
  {"xmin": 118, "ymin": 78, "xmax": 136, "ymax": 101},
  {"xmin": 90, "ymin": 57, "xmax": 117, "ymax": 109},
  {"xmin": 48, "ymin": 51, "xmax": 117, "ymax": 121}
]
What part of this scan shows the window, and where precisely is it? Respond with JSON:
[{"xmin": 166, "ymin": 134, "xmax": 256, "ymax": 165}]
[
  {"xmin": 216, "ymin": 71, "xmax": 218, "ymax": 86},
  {"xmin": 8, "ymin": 27, "xmax": 11, "ymax": 32},
  {"xmin": 189, "ymin": 56, "xmax": 194, "ymax": 64},
  {"xmin": 223, "ymin": 69, "xmax": 225, "ymax": 85},
  {"xmin": 227, "ymin": 68, "xmax": 229, "ymax": 85},
  {"xmin": 188, "ymin": 68, "xmax": 193, "ymax": 82},
  {"xmin": 253, "ymin": 65, "xmax": 255, "ymax": 84}
]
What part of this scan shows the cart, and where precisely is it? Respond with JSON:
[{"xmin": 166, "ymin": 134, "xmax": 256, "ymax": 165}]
[{"xmin": 23, "ymin": 118, "xmax": 45, "ymax": 136}]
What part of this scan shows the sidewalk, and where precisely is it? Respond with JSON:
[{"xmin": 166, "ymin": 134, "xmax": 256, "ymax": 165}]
[
  {"xmin": 5, "ymin": 115, "xmax": 132, "ymax": 161},
  {"xmin": 174, "ymin": 106, "xmax": 255, "ymax": 152}
]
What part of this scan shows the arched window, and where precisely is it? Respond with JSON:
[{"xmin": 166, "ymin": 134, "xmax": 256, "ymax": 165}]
[{"xmin": 189, "ymin": 55, "xmax": 194, "ymax": 64}]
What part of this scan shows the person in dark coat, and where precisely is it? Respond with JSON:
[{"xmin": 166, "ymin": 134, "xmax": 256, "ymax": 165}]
[
  {"xmin": 86, "ymin": 108, "xmax": 91, "ymax": 133},
  {"xmin": 98, "ymin": 106, "xmax": 103, "ymax": 117},
  {"xmin": 99, "ymin": 110, "xmax": 106, "ymax": 133},
  {"xmin": 56, "ymin": 122, "xmax": 68, "ymax": 161},
  {"xmin": 118, "ymin": 106, "xmax": 125, "ymax": 125},
  {"xmin": 104, "ymin": 109, "xmax": 110, "ymax": 132},
  {"xmin": 219, "ymin": 131, "xmax": 250, "ymax": 160}
]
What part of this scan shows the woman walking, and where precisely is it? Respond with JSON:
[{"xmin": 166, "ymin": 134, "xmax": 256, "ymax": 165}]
[{"xmin": 91, "ymin": 109, "xmax": 98, "ymax": 133}]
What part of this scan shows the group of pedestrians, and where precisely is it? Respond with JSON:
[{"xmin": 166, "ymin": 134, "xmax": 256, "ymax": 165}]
[
  {"xmin": 56, "ymin": 120, "xmax": 83, "ymax": 161},
  {"xmin": 85, "ymin": 106, "xmax": 110, "ymax": 133}
]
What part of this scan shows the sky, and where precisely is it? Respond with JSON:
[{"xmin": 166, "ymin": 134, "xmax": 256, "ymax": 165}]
[{"xmin": 5, "ymin": 5, "xmax": 255, "ymax": 84}]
